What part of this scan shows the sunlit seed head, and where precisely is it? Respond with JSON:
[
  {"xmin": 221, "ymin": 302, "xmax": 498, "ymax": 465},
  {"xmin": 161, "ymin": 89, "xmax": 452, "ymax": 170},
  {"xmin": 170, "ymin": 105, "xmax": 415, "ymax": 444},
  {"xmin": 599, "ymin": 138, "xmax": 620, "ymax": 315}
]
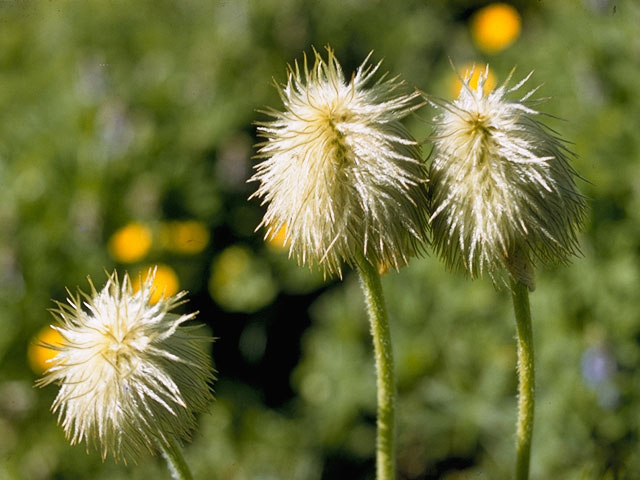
[
  {"xmin": 251, "ymin": 47, "xmax": 430, "ymax": 276},
  {"xmin": 37, "ymin": 269, "xmax": 214, "ymax": 464},
  {"xmin": 428, "ymin": 66, "xmax": 586, "ymax": 287}
]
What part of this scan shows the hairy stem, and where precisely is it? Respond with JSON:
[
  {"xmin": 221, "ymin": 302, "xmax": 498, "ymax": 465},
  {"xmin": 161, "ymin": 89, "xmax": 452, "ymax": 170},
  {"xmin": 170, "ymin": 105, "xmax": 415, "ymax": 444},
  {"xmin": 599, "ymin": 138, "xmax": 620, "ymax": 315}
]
[
  {"xmin": 158, "ymin": 438, "xmax": 194, "ymax": 480},
  {"xmin": 357, "ymin": 258, "xmax": 396, "ymax": 480},
  {"xmin": 510, "ymin": 278, "xmax": 535, "ymax": 480}
]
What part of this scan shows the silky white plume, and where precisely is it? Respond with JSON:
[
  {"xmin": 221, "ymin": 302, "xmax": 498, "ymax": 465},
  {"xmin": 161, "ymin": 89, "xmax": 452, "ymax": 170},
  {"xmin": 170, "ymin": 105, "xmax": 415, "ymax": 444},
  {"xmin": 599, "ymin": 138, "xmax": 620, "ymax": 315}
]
[
  {"xmin": 429, "ymin": 66, "xmax": 585, "ymax": 287},
  {"xmin": 251, "ymin": 47, "xmax": 430, "ymax": 276},
  {"xmin": 37, "ymin": 270, "xmax": 214, "ymax": 463}
]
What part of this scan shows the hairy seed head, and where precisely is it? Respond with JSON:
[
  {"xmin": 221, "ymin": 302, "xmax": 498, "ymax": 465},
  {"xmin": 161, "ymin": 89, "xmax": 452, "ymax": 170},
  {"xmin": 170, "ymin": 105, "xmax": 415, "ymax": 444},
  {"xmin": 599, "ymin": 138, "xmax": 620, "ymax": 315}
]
[
  {"xmin": 429, "ymin": 66, "xmax": 586, "ymax": 288},
  {"xmin": 251, "ymin": 47, "xmax": 430, "ymax": 276},
  {"xmin": 37, "ymin": 269, "xmax": 214, "ymax": 463}
]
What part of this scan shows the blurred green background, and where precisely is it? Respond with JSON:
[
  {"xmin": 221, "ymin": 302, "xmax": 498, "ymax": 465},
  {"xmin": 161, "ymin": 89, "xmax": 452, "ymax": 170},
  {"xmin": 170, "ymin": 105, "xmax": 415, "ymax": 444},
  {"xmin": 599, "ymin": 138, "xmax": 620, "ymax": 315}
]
[{"xmin": 1, "ymin": 0, "xmax": 638, "ymax": 478}]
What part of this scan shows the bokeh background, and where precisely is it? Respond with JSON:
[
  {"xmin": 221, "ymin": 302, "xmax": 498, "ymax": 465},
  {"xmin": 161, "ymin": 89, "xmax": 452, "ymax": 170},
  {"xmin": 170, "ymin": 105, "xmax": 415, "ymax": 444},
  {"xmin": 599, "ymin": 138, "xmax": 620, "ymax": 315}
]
[{"xmin": 1, "ymin": 0, "xmax": 638, "ymax": 478}]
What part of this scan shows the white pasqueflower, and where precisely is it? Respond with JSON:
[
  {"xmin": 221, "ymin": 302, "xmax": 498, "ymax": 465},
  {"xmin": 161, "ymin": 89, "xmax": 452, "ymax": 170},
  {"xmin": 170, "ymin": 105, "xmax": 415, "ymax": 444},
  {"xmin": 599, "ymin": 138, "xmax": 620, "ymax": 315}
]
[
  {"xmin": 251, "ymin": 47, "xmax": 429, "ymax": 276},
  {"xmin": 429, "ymin": 66, "xmax": 586, "ymax": 287},
  {"xmin": 37, "ymin": 270, "xmax": 214, "ymax": 463}
]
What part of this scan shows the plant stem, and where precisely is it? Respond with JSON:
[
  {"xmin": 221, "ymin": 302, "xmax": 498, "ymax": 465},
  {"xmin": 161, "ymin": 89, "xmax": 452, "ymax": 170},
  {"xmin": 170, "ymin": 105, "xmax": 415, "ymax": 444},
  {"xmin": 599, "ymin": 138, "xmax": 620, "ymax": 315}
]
[
  {"xmin": 158, "ymin": 438, "xmax": 194, "ymax": 480},
  {"xmin": 510, "ymin": 278, "xmax": 535, "ymax": 480},
  {"xmin": 357, "ymin": 258, "xmax": 396, "ymax": 480}
]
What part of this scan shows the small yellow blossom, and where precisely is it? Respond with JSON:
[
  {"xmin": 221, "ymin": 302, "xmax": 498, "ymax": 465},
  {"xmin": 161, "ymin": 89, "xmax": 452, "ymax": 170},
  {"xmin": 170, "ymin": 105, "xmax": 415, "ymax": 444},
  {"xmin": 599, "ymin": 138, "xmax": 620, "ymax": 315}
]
[
  {"xmin": 133, "ymin": 264, "xmax": 179, "ymax": 304},
  {"xmin": 266, "ymin": 223, "xmax": 289, "ymax": 251},
  {"xmin": 108, "ymin": 222, "xmax": 153, "ymax": 263},
  {"xmin": 28, "ymin": 325, "xmax": 64, "ymax": 374},
  {"xmin": 160, "ymin": 221, "xmax": 209, "ymax": 255},
  {"xmin": 471, "ymin": 3, "xmax": 521, "ymax": 54},
  {"xmin": 450, "ymin": 63, "xmax": 497, "ymax": 98}
]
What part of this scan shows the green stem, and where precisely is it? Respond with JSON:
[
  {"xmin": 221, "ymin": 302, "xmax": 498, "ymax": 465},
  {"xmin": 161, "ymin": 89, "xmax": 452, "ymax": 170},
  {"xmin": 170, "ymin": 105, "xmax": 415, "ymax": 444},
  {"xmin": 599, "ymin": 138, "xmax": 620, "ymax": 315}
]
[
  {"xmin": 357, "ymin": 258, "xmax": 396, "ymax": 480},
  {"xmin": 158, "ymin": 438, "xmax": 194, "ymax": 480},
  {"xmin": 510, "ymin": 278, "xmax": 535, "ymax": 480}
]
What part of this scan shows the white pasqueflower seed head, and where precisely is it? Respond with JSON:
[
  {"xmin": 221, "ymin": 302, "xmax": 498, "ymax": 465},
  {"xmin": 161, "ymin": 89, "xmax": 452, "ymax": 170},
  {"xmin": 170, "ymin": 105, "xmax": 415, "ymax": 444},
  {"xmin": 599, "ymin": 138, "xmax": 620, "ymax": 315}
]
[
  {"xmin": 37, "ymin": 270, "xmax": 214, "ymax": 464},
  {"xmin": 429, "ymin": 66, "xmax": 586, "ymax": 287},
  {"xmin": 251, "ymin": 47, "xmax": 430, "ymax": 276}
]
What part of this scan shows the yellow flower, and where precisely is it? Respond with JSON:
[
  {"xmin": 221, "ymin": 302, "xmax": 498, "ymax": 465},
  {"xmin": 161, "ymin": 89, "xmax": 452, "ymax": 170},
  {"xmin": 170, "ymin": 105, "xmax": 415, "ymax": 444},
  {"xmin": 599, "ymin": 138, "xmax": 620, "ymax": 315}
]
[
  {"xmin": 470, "ymin": 3, "xmax": 521, "ymax": 54},
  {"xmin": 37, "ymin": 270, "xmax": 214, "ymax": 463},
  {"xmin": 160, "ymin": 220, "xmax": 209, "ymax": 255},
  {"xmin": 450, "ymin": 63, "xmax": 497, "ymax": 98},
  {"xmin": 108, "ymin": 222, "xmax": 153, "ymax": 263},
  {"xmin": 265, "ymin": 223, "xmax": 289, "ymax": 250},
  {"xmin": 28, "ymin": 325, "xmax": 64, "ymax": 374},
  {"xmin": 133, "ymin": 264, "xmax": 180, "ymax": 305}
]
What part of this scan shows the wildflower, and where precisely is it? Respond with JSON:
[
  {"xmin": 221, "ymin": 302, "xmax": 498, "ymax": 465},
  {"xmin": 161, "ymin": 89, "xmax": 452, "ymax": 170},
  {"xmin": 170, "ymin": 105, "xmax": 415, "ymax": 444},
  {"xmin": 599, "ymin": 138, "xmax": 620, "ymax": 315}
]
[
  {"xmin": 133, "ymin": 264, "xmax": 180, "ymax": 305},
  {"xmin": 450, "ymin": 63, "xmax": 497, "ymax": 98},
  {"xmin": 265, "ymin": 223, "xmax": 289, "ymax": 251},
  {"xmin": 28, "ymin": 325, "xmax": 64, "ymax": 374},
  {"xmin": 428, "ymin": 66, "xmax": 586, "ymax": 288},
  {"xmin": 37, "ymin": 270, "xmax": 214, "ymax": 463},
  {"xmin": 160, "ymin": 220, "xmax": 210, "ymax": 255},
  {"xmin": 470, "ymin": 3, "xmax": 521, "ymax": 54},
  {"xmin": 108, "ymin": 222, "xmax": 153, "ymax": 263},
  {"xmin": 251, "ymin": 47, "xmax": 429, "ymax": 276}
]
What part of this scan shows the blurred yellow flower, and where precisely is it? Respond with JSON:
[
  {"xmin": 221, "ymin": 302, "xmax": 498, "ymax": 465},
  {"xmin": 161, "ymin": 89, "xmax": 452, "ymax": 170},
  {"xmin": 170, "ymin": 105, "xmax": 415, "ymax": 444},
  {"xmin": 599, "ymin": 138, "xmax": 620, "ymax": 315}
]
[
  {"xmin": 450, "ymin": 64, "xmax": 497, "ymax": 98},
  {"xmin": 133, "ymin": 264, "xmax": 179, "ymax": 304},
  {"xmin": 28, "ymin": 325, "xmax": 64, "ymax": 374},
  {"xmin": 470, "ymin": 3, "xmax": 521, "ymax": 54},
  {"xmin": 108, "ymin": 222, "xmax": 153, "ymax": 263},
  {"xmin": 266, "ymin": 223, "xmax": 289, "ymax": 250},
  {"xmin": 160, "ymin": 220, "xmax": 210, "ymax": 255}
]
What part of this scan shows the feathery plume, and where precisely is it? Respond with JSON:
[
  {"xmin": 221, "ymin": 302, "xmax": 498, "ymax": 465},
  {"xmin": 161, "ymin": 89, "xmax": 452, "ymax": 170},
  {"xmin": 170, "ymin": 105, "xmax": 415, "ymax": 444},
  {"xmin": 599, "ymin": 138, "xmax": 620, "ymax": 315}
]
[
  {"xmin": 428, "ymin": 66, "xmax": 586, "ymax": 288},
  {"xmin": 251, "ymin": 47, "xmax": 430, "ymax": 276},
  {"xmin": 37, "ymin": 269, "xmax": 214, "ymax": 463}
]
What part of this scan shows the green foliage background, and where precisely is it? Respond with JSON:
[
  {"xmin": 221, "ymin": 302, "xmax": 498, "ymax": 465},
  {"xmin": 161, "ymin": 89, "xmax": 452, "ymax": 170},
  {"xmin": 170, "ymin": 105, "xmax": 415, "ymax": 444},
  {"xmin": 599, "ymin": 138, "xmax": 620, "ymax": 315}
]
[{"xmin": 1, "ymin": 1, "xmax": 638, "ymax": 479}]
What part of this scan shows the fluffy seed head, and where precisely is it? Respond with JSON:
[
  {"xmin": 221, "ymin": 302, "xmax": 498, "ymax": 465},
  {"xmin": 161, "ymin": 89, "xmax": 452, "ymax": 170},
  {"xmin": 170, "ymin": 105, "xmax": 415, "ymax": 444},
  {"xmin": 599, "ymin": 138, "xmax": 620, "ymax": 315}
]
[
  {"xmin": 37, "ymin": 270, "xmax": 214, "ymax": 463},
  {"xmin": 429, "ymin": 66, "xmax": 586, "ymax": 287},
  {"xmin": 251, "ymin": 47, "xmax": 430, "ymax": 276}
]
